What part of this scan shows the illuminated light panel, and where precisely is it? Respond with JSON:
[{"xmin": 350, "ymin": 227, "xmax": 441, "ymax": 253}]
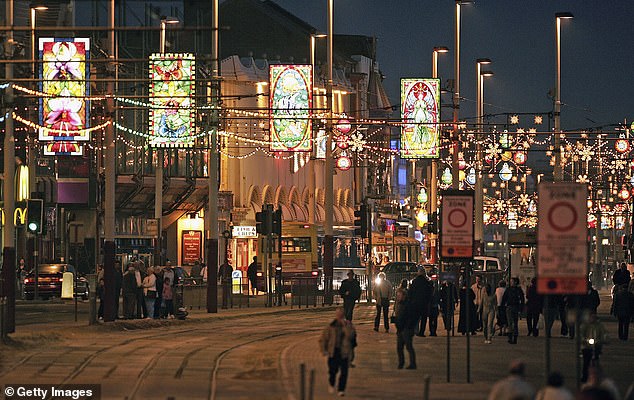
[
  {"xmin": 149, "ymin": 53, "xmax": 196, "ymax": 148},
  {"xmin": 400, "ymin": 79, "xmax": 440, "ymax": 159},
  {"xmin": 43, "ymin": 142, "xmax": 84, "ymax": 156},
  {"xmin": 39, "ymin": 38, "xmax": 90, "ymax": 144},
  {"xmin": 269, "ymin": 65, "xmax": 313, "ymax": 152}
]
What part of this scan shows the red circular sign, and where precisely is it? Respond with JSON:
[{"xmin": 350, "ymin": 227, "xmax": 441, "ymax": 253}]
[
  {"xmin": 547, "ymin": 202, "xmax": 577, "ymax": 232},
  {"xmin": 448, "ymin": 209, "xmax": 468, "ymax": 228}
]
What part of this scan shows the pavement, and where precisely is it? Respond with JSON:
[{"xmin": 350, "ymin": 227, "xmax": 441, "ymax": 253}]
[{"xmin": 1, "ymin": 291, "xmax": 632, "ymax": 400}]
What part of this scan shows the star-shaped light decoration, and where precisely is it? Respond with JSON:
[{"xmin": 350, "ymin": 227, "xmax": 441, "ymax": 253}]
[
  {"xmin": 613, "ymin": 159, "xmax": 628, "ymax": 171},
  {"xmin": 528, "ymin": 128, "xmax": 537, "ymax": 133},
  {"xmin": 517, "ymin": 128, "xmax": 525, "ymax": 134},
  {"xmin": 534, "ymin": 115, "xmax": 543, "ymax": 124},
  {"xmin": 347, "ymin": 132, "xmax": 366, "ymax": 152},
  {"xmin": 495, "ymin": 199, "xmax": 506, "ymax": 211},
  {"xmin": 577, "ymin": 174, "xmax": 588, "ymax": 183},
  {"xmin": 486, "ymin": 143, "xmax": 502, "ymax": 159},
  {"xmin": 510, "ymin": 115, "xmax": 519, "ymax": 124},
  {"xmin": 579, "ymin": 146, "xmax": 595, "ymax": 162},
  {"xmin": 518, "ymin": 193, "xmax": 530, "ymax": 207}
]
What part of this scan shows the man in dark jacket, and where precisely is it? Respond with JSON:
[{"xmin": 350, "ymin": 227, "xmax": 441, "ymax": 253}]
[
  {"xmin": 501, "ymin": 277, "xmax": 525, "ymax": 344},
  {"xmin": 395, "ymin": 289, "xmax": 417, "ymax": 369},
  {"xmin": 122, "ymin": 264, "xmax": 138, "ymax": 319},
  {"xmin": 113, "ymin": 261, "xmax": 123, "ymax": 319},
  {"xmin": 612, "ymin": 262, "xmax": 631, "ymax": 287},
  {"xmin": 612, "ymin": 285, "xmax": 634, "ymax": 340},
  {"xmin": 408, "ymin": 266, "xmax": 433, "ymax": 337},
  {"xmin": 247, "ymin": 256, "xmax": 258, "ymax": 295},
  {"xmin": 339, "ymin": 270, "xmax": 361, "ymax": 321}
]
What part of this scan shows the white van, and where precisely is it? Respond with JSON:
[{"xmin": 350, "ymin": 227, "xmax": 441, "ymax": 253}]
[{"xmin": 473, "ymin": 256, "xmax": 502, "ymax": 272}]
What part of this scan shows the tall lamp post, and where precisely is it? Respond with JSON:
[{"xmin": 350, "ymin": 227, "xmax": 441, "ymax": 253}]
[
  {"xmin": 308, "ymin": 33, "xmax": 326, "ymax": 225},
  {"xmin": 155, "ymin": 16, "xmax": 179, "ymax": 268},
  {"xmin": 323, "ymin": 0, "xmax": 335, "ymax": 302},
  {"xmin": 554, "ymin": 12, "xmax": 573, "ymax": 182},
  {"xmin": 429, "ymin": 46, "xmax": 448, "ymax": 264},
  {"xmin": 475, "ymin": 59, "xmax": 492, "ymax": 253}
]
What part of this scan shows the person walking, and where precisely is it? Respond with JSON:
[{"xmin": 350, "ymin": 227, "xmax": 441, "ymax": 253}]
[
  {"xmin": 583, "ymin": 281, "xmax": 601, "ymax": 315},
  {"xmin": 409, "ymin": 266, "xmax": 433, "ymax": 337},
  {"xmin": 134, "ymin": 261, "xmax": 147, "ymax": 319},
  {"xmin": 373, "ymin": 272, "xmax": 392, "ymax": 332},
  {"xmin": 495, "ymin": 280, "xmax": 508, "ymax": 336},
  {"xmin": 247, "ymin": 256, "xmax": 258, "ymax": 296},
  {"xmin": 142, "ymin": 267, "xmax": 157, "ymax": 319},
  {"xmin": 17, "ymin": 258, "xmax": 27, "ymax": 300},
  {"xmin": 154, "ymin": 266, "xmax": 164, "ymax": 319},
  {"xmin": 114, "ymin": 261, "xmax": 123, "ymax": 319},
  {"xmin": 502, "ymin": 277, "xmax": 525, "ymax": 344},
  {"xmin": 394, "ymin": 288, "xmax": 417, "ymax": 369},
  {"xmin": 162, "ymin": 277, "xmax": 175, "ymax": 319},
  {"xmin": 471, "ymin": 275, "xmax": 486, "ymax": 331},
  {"xmin": 612, "ymin": 284, "xmax": 634, "ymax": 340},
  {"xmin": 339, "ymin": 270, "xmax": 361, "ymax": 321},
  {"xmin": 613, "ymin": 262, "xmax": 631, "ymax": 287},
  {"xmin": 439, "ymin": 280, "xmax": 458, "ymax": 334},
  {"xmin": 97, "ymin": 277, "xmax": 105, "ymax": 320},
  {"xmin": 481, "ymin": 283, "xmax": 497, "ymax": 344},
  {"xmin": 319, "ymin": 308, "xmax": 356, "ymax": 396},
  {"xmin": 488, "ymin": 359, "xmax": 536, "ymax": 400},
  {"xmin": 535, "ymin": 372, "xmax": 574, "ymax": 400},
  {"xmin": 580, "ymin": 313, "xmax": 607, "ymax": 383},
  {"xmin": 526, "ymin": 277, "xmax": 543, "ymax": 337},
  {"xmin": 122, "ymin": 263, "xmax": 138, "ymax": 319},
  {"xmin": 428, "ymin": 281, "xmax": 440, "ymax": 336},
  {"xmin": 458, "ymin": 282, "xmax": 477, "ymax": 335},
  {"xmin": 544, "ymin": 293, "xmax": 560, "ymax": 338}
]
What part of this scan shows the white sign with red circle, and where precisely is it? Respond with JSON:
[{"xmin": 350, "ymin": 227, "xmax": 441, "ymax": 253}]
[
  {"xmin": 440, "ymin": 191, "xmax": 474, "ymax": 259},
  {"xmin": 537, "ymin": 182, "xmax": 588, "ymax": 295}
]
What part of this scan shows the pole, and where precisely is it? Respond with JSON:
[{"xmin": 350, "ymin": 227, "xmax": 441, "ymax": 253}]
[
  {"xmin": 1, "ymin": 0, "xmax": 16, "ymax": 334},
  {"xmin": 103, "ymin": 0, "xmax": 117, "ymax": 322},
  {"xmin": 475, "ymin": 64, "xmax": 483, "ymax": 253},
  {"xmin": 544, "ymin": 294, "xmax": 551, "ymax": 381},
  {"xmin": 308, "ymin": 35, "xmax": 317, "ymax": 225},
  {"xmin": 29, "ymin": 8, "xmax": 37, "ymax": 201},
  {"xmin": 430, "ymin": 49, "xmax": 442, "ymax": 264},
  {"xmin": 206, "ymin": 0, "xmax": 220, "ymax": 313},
  {"xmin": 446, "ymin": 282, "xmax": 451, "ymax": 382},
  {"xmin": 452, "ymin": 1, "xmax": 461, "ymax": 190},
  {"xmin": 465, "ymin": 261, "xmax": 471, "ymax": 383},
  {"xmin": 323, "ymin": 0, "xmax": 334, "ymax": 304},
  {"xmin": 366, "ymin": 200, "xmax": 373, "ymax": 302},
  {"xmin": 554, "ymin": 17, "xmax": 562, "ymax": 182},
  {"xmin": 155, "ymin": 19, "xmax": 167, "ymax": 268}
]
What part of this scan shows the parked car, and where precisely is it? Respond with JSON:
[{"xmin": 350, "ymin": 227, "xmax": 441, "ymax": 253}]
[
  {"xmin": 24, "ymin": 264, "xmax": 89, "ymax": 300},
  {"xmin": 381, "ymin": 261, "xmax": 419, "ymax": 286}
]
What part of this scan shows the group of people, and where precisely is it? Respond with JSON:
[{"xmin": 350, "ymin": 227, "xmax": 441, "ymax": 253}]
[{"xmin": 97, "ymin": 259, "xmax": 183, "ymax": 320}]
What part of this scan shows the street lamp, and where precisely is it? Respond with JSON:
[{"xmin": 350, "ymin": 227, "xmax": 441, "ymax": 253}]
[
  {"xmin": 308, "ymin": 33, "xmax": 326, "ymax": 225},
  {"xmin": 29, "ymin": 3, "xmax": 47, "ymax": 202},
  {"xmin": 428, "ymin": 46, "xmax": 449, "ymax": 263},
  {"xmin": 324, "ymin": 0, "xmax": 335, "ymax": 302},
  {"xmin": 554, "ymin": 12, "xmax": 573, "ymax": 182},
  {"xmin": 155, "ymin": 16, "xmax": 179, "ymax": 268},
  {"xmin": 475, "ymin": 59, "xmax": 493, "ymax": 253}
]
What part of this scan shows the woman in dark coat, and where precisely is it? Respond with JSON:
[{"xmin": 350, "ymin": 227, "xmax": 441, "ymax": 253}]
[
  {"xmin": 458, "ymin": 284, "xmax": 477, "ymax": 335},
  {"xmin": 525, "ymin": 277, "xmax": 543, "ymax": 337},
  {"xmin": 612, "ymin": 285, "xmax": 634, "ymax": 341}
]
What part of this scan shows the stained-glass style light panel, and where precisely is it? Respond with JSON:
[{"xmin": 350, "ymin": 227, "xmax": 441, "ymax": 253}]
[
  {"xmin": 43, "ymin": 142, "xmax": 84, "ymax": 156},
  {"xmin": 400, "ymin": 78, "xmax": 440, "ymax": 159},
  {"xmin": 269, "ymin": 65, "xmax": 313, "ymax": 152},
  {"xmin": 149, "ymin": 53, "xmax": 196, "ymax": 147},
  {"xmin": 39, "ymin": 38, "xmax": 90, "ymax": 144}
]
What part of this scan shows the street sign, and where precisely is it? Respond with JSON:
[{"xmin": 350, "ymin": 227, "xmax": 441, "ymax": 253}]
[
  {"xmin": 440, "ymin": 190, "xmax": 474, "ymax": 259},
  {"xmin": 537, "ymin": 182, "xmax": 588, "ymax": 294}
]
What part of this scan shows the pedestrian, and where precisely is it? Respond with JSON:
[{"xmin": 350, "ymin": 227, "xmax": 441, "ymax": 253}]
[
  {"xmin": 526, "ymin": 277, "xmax": 544, "ymax": 337},
  {"xmin": 135, "ymin": 261, "xmax": 147, "ymax": 318},
  {"xmin": 396, "ymin": 278, "xmax": 408, "ymax": 298},
  {"xmin": 583, "ymin": 281, "xmax": 601, "ymax": 315},
  {"xmin": 612, "ymin": 284, "xmax": 634, "ymax": 340},
  {"xmin": 495, "ymin": 280, "xmax": 508, "ymax": 336},
  {"xmin": 16, "ymin": 258, "xmax": 28, "ymax": 300},
  {"xmin": 163, "ymin": 261, "xmax": 176, "ymax": 288},
  {"xmin": 439, "ymin": 280, "xmax": 458, "ymax": 334},
  {"xmin": 458, "ymin": 282, "xmax": 477, "ymax": 335},
  {"xmin": 471, "ymin": 275, "xmax": 486, "ymax": 331},
  {"xmin": 154, "ymin": 266, "xmax": 164, "ymax": 319},
  {"xmin": 201, "ymin": 263, "xmax": 208, "ymax": 284},
  {"xmin": 97, "ymin": 277, "xmax": 105, "ymax": 320},
  {"xmin": 122, "ymin": 263, "xmax": 137, "ymax": 319},
  {"xmin": 114, "ymin": 261, "xmax": 123, "ymax": 319},
  {"xmin": 247, "ymin": 256, "xmax": 258, "ymax": 296},
  {"xmin": 218, "ymin": 259, "xmax": 233, "ymax": 284},
  {"xmin": 581, "ymin": 365, "xmax": 621, "ymax": 400},
  {"xmin": 502, "ymin": 277, "xmax": 525, "ymax": 344},
  {"xmin": 481, "ymin": 283, "xmax": 497, "ymax": 344},
  {"xmin": 564, "ymin": 293, "xmax": 582, "ymax": 339},
  {"xmin": 339, "ymin": 270, "xmax": 361, "ymax": 321},
  {"xmin": 319, "ymin": 307, "xmax": 356, "ymax": 396},
  {"xmin": 487, "ymin": 359, "xmax": 536, "ymax": 400},
  {"xmin": 428, "ymin": 281, "xmax": 440, "ymax": 336},
  {"xmin": 373, "ymin": 272, "xmax": 392, "ymax": 332},
  {"xmin": 613, "ymin": 262, "xmax": 631, "ymax": 287},
  {"xmin": 580, "ymin": 313, "xmax": 607, "ymax": 383},
  {"xmin": 535, "ymin": 372, "xmax": 574, "ymax": 400},
  {"xmin": 394, "ymin": 287, "xmax": 417, "ymax": 370},
  {"xmin": 162, "ymin": 277, "xmax": 175, "ymax": 319},
  {"xmin": 409, "ymin": 266, "xmax": 433, "ymax": 337},
  {"xmin": 190, "ymin": 260, "xmax": 202, "ymax": 279},
  {"xmin": 544, "ymin": 293, "xmax": 560, "ymax": 338},
  {"xmin": 142, "ymin": 267, "xmax": 157, "ymax": 319}
]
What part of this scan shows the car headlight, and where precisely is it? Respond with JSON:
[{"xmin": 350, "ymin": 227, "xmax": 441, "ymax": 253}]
[
  {"xmin": 588, "ymin": 338, "xmax": 595, "ymax": 345},
  {"xmin": 375, "ymin": 277, "xmax": 382, "ymax": 285}
]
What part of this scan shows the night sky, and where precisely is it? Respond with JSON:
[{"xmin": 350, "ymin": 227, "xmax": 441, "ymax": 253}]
[{"xmin": 271, "ymin": 0, "xmax": 634, "ymax": 131}]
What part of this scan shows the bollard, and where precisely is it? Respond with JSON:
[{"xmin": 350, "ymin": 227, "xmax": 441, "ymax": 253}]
[
  {"xmin": 423, "ymin": 374, "xmax": 431, "ymax": 400},
  {"xmin": 308, "ymin": 369, "xmax": 315, "ymax": 400},
  {"xmin": 299, "ymin": 363, "xmax": 306, "ymax": 400}
]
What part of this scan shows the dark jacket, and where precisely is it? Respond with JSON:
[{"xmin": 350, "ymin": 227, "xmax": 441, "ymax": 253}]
[
  {"xmin": 612, "ymin": 289, "xmax": 634, "ymax": 318},
  {"xmin": 613, "ymin": 268, "xmax": 631, "ymax": 286},
  {"xmin": 502, "ymin": 286, "xmax": 525, "ymax": 309},
  {"xmin": 339, "ymin": 278, "xmax": 361, "ymax": 301},
  {"xmin": 247, "ymin": 262, "xmax": 258, "ymax": 281},
  {"xmin": 395, "ymin": 300, "xmax": 418, "ymax": 331},
  {"xmin": 582, "ymin": 288, "xmax": 600, "ymax": 314},
  {"xmin": 439, "ymin": 283, "xmax": 458, "ymax": 314},
  {"xmin": 526, "ymin": 284, "xmax": 543, "ymax": 313},
  {"xmin": 122, "ymin": 269, "xmax": 137, "ymax": 295},
  {"xmin": 408, "ymin": 274, "xmax": 433, "ymax": 307}
]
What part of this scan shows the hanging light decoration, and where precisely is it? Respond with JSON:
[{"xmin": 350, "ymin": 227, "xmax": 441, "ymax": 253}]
[
  {"xmin": 466, "ymin": 167, "xmax": 476, "ymax": 185},
  {"xmin": 619, "ymin": 186, "xmax": 631, "ymax": 200},
  {"xmin": 499, "ymin": 162, "xmax": 513, "ymax": 181},
  {"xmin": 335, "ymin": 115, "xmax": 352, "ymax": 135},
  {"xmin": 336, "ymin": 134, "xmax": 350, "ymax": 149},
  {"xmin": 336, "ymin": 155, "xmax": 351, "ymax": 171},
  {"xmin": 458, "ymin": 153, "xmax": 466, "ymax": 170},
  {"xmin": 615, "ymin": 138, "xmax": 630, "ymax": 153},
  {"xmin": 416, "ymin": 208, "xmax": 428, "ymax": 227},
  {"xmin": 499, "ymin": 132, "xmax": 511, "ymax": 149},
  {"xmin": 441, "ymin": 168, "xmax": 453, "ymax": 185},
  {"xmin": 501, "ymin": 151, "xmax": 513, "ymax": 161},
  {"xmin": 513, "ymin": 151, "xmax": 527, "ymax": 165},
  {"xmin": 417, "ymin": 187, "xmax": 428, "ymax": 204}
]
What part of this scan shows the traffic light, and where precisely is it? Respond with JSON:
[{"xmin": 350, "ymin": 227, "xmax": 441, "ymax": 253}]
[
  {"xmin": 27, "ymin": 199, "xmax": 44, "ymax": 234},
  {"xmin": 427, "ymin": 211, "xmax": 438, "ymax": 234},
  {"xmin": 256, "ymin": 207, "xmax": 272, "ymax": 235},
  {"xmin": 272, "ymin": 207, "xmax": 282, "ymax": 236},
  {"xmin": 354, "ymin": 203, "xmax": 368, "ymax": 238}
]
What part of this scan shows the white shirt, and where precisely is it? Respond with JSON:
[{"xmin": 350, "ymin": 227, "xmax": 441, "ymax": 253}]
[
  {"xmin": 142, "ymin": 274, "xmax": 156, "ymax": 295},
  {"xmin": 535, "ymin": 386, "xmax": 574, "ymax": 400},
  {"xmin": 495, "ymin": 287, "xmax": 506, "ymax": 306},
  {"xmin": 488, "ymin": 375, "xmax": 536, "ymax": 400}
]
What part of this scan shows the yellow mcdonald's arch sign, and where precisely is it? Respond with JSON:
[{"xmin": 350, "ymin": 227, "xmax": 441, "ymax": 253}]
[{"xmin": 14, "ymin": 207, "xmax": 27, "ymax": 225}]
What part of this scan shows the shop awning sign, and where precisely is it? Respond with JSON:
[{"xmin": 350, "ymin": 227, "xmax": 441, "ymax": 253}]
[
  {"xmin": 537, "ymin": 182, "xmax": 588, "ymax": 295},
  {"xmin": 440, "ymin": 190, "xmax": 474, "ymax": 259},
  {"xmin": 232, "ymin": 225, "xmax": 257, "ymax": 238}
]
